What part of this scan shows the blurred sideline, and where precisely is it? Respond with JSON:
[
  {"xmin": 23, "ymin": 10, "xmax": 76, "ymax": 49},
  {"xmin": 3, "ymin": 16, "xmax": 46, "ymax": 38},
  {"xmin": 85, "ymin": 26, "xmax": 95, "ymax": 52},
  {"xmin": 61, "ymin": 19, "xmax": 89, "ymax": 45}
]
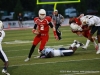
[{"xmin": 3, "ymin": 18, "xmax": 69, "ymax": 30}]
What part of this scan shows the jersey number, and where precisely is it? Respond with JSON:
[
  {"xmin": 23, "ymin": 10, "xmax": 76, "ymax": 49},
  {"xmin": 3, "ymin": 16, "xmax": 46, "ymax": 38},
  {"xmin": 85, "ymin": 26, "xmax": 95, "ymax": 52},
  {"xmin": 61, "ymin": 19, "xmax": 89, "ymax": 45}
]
[{"xmin": 40, "ymin": 25, "xmax": 44, "ymax": 30}]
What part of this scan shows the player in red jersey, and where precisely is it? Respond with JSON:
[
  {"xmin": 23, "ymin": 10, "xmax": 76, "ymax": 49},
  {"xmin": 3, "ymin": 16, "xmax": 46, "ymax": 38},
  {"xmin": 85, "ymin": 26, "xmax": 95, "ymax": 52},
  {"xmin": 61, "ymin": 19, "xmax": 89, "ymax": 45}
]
[
  {"xmin": 24, "ymin": 9, "xmax": 58, "ymax": 62},
  {"xmin": 69, "ymin": 14, "xmax": 97, "ymax": 50}
]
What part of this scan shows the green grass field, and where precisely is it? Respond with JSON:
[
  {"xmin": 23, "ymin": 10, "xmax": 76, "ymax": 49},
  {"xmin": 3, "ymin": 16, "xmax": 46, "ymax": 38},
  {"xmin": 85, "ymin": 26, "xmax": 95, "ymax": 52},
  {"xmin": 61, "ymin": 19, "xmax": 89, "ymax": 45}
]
[{"xmin": 0, "ymin": 26, "xmax": 100, "ymax": 75}]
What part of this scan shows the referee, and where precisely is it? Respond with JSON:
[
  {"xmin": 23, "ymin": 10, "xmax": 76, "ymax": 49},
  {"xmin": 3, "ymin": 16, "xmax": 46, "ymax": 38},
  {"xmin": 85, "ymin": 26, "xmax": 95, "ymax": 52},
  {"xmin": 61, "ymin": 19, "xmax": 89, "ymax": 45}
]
[{"xmin": 52, "ymin": 10, "xmax": 64, "ymax": 40}]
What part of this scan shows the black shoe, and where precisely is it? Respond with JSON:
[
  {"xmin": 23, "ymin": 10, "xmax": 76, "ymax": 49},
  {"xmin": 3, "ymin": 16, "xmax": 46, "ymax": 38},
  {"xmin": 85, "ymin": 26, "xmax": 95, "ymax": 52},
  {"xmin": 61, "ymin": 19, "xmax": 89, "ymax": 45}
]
[
  {"xmin": 73, "ymin": 40, "xmax": 79, "ymax": 44},
  {"xmin": 79, "ymin": 43, "xmax": 84, "ymax": 46},
  {"xmin": 58, "ymin": 36, "xmax": 62, "ymax": 40}
]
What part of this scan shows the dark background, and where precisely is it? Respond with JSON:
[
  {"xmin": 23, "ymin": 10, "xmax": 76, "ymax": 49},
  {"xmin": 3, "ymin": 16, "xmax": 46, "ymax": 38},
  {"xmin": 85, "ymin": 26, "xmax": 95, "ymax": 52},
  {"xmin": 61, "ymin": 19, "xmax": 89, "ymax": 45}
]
[{"xmin": 0, "ymin": 0, "xmax": 99, "ymax": 20}]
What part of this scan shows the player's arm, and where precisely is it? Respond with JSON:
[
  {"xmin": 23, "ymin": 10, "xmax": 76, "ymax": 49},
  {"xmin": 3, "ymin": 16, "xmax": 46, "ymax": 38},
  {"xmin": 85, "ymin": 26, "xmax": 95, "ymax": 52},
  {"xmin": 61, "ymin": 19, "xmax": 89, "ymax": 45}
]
[
  {"xmin": 47, "ymin": 16, "xmax": 58, "ymax": 40},
  {"xmin": 32, "ymin": 18, "xmax": 40, "ymax": 35},
  {"xmin": 60, "ymin": 14, "xmax": 64, "ymax": 23},
  {"xmin": 32, "ymin": 24, "xmax": 40, "ymax": 35},
  {"xmin": 49, "ymin": 22, "xmax": 58, "ymax": 40}
]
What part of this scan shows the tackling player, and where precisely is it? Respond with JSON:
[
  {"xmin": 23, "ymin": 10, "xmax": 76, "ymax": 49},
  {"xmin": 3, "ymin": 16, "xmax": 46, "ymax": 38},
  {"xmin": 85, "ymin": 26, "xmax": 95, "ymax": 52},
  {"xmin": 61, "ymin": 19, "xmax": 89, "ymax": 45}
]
[
  {"xmin": 80, "ymin": 15, "xmax": 100, "ymax": 54},
  {"xmin": 69, "ymin": 14, "xmax": 97, "ymax": 50},
  {"xmin": 35, "ymin": 40, "xmax": 84, "ymax": 58},
  {"xmin": 24, "ymin": 9, "xmax": 58, "ymax": 62},
  {"xmin": 0, "ymin": 21, "xmax": 10, "ymax": 75}
]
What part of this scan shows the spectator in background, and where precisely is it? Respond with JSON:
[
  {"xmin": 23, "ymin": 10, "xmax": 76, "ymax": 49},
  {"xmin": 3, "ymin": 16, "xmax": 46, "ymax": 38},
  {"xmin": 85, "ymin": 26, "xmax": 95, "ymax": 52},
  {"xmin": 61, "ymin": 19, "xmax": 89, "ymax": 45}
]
[
  {"xmin": 18, "ymin": 13, "xmax": 23, "ymax": 28},
  {"xmin": 52, "ymin": 10, "xmax": 64, "ymax": 40}
]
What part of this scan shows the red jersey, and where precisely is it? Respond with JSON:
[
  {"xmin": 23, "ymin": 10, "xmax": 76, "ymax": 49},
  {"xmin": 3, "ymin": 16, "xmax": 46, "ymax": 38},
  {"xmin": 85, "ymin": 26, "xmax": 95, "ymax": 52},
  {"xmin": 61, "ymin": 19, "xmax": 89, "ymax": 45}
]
[
  {"xmin": 69, "ymin": 18, "xmax": 81, "ymax": 25},
  {"xmin": 70, "ymin": 18, "xmax": 90, "ymax": 38},
  {"xmin": 34, "ymin": 16, "xmax": 51, "ymax": 34},
  {"xmin": 74, "ymin": 18, "xmax": 81, "ymax": 25}
]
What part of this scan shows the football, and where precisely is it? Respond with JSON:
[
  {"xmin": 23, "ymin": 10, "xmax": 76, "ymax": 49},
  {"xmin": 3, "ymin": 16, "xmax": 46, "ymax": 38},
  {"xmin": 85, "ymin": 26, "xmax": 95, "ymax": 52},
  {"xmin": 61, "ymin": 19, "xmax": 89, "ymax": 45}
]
[{"xmin": 70, "ymin": 23, "xmax": 79, "ymax": 31}]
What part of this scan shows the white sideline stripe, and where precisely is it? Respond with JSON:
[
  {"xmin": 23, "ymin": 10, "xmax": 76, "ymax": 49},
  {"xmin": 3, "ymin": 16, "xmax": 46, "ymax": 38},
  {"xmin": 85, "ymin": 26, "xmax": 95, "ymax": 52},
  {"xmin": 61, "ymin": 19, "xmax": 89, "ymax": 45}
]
[{"xmin": 9, "ymin": 58, "xmax": 100, "ymax": 67}]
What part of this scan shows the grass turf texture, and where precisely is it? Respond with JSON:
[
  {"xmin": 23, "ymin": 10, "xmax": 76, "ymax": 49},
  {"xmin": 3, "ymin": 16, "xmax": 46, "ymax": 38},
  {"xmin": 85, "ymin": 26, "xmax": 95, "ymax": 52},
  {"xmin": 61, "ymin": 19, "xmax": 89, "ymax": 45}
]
[{"xmin": 0, "ymin": 26, "xmax": 100, "ymax": 75}]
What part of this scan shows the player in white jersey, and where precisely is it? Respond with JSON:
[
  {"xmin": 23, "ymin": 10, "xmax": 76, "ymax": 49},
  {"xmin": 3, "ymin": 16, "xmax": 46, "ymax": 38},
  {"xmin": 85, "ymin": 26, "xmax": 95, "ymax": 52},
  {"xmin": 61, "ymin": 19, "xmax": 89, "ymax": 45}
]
[
  {"xmin": 0, "ymin": 21, "xmax": 10, "ymax": 75},
  {"xmin": 80, "ymin": 15, "xmax": 100, "ymax": 54},
  {"xmin": 37, "ymin": 40, "xmax": 84, "ymax": 58}
]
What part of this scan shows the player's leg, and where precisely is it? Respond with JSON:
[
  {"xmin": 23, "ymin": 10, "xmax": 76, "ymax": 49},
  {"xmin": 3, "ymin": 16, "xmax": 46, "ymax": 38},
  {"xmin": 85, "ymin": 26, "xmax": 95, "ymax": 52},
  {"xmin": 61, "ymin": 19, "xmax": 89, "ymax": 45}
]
[
  {"xmin": 0, "ymin": 49, "xmax": 10, "ymax": 75},
  {"xmin": 71, "ymin": 41, "xmax": 84, "ymax": 52},
  {"xmin": 70, "ymin": 40, "xmax": 79, "ymax": 48},
  {"xmin": 96, "ymin": 26, "xmax": 100, "ymax": 54},
  {"xmin": 81, "ymin": 31, "xmax": 90, "ymax": 49},
  {"xmin": 55, "ymin": 24, "xmax": 62, "ymax": 40},
  {"xmin": 24, "ymin": 35, "xmax": 41, "ymax": 62},
  {"xmin": 59, "ymin": 48, "xmax": 74, "ymax": 56},
  {"xmin": 39, "ymin": 35, "xmax": 49, "ymax": 54},
  {"xmin": 82, "ymin": 39, "xmax": 90, "ymax": 49}
]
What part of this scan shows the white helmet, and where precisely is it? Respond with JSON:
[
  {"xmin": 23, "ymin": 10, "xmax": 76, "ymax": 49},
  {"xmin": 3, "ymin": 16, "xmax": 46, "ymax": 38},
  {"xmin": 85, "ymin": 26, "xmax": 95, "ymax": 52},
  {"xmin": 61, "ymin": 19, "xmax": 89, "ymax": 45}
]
[
  {"xmin": 38, "ymin": 9, "xmax": 46, "ymax": 19},
  {"xmin": 0, "ymin": 21, "xmax": 3, "ymax": 30},
  {"xmin": 70, "ymin": 23, "xmax": 82, "ymax": 31}
]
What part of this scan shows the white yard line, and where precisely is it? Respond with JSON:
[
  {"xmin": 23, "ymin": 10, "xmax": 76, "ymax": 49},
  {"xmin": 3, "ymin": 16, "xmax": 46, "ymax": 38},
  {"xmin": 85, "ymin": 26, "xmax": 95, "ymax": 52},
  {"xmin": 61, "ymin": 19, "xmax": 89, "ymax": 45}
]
[
  {"xmin": 8, "ymin": 58, "xmax": 100, "ymax": 75},
  {"xmin": 9, "ymin": 58, "xmax": 100, "ymax": 67}
]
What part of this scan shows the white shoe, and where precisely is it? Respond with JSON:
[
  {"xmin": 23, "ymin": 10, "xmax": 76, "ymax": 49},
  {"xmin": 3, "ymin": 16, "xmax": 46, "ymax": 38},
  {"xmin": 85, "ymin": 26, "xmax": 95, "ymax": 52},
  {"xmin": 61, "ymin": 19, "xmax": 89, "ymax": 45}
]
[
  {"xmin": 96, "ymin": 50, "xmax": 100, "ymax": 54},
  {"xmin": 2, "ymin": 69, "xmax": 7, "ymax": 74},
  {"xmin": 24, "ymin": 57, "xmax": 30, "ymax": 62},
  {"xmin": 6, "ymin": 73, "xmax": 10, "ymax": 75},
  {"xmin": 73, "ymin": 40, "xmax": 79, "ymax": 44},
  {"xmin": 79, "ymin": 42, "xmax": 84, "ymax": 47},
  {"xmin": 2, "ymin": 69, "xmax": 10, "ymax": 75},
  {"xmin": 82, "ymin": 45, "xmax": 87, "ymax": 49}
]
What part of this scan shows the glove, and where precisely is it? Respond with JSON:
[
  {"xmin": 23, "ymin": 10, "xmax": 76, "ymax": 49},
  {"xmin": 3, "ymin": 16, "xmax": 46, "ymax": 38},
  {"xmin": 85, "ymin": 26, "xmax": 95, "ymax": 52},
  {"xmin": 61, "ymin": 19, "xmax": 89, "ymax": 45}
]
[{"xmin": 53, "ymin": 31, "xmax": 58, "ymax": 40}]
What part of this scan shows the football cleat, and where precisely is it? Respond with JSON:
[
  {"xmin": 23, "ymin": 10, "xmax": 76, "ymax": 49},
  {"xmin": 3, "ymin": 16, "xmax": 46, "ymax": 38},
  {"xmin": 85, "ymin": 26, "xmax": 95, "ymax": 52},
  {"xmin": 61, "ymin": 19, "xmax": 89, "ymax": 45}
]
[
  {"xmin": 79, "ymin": 42, "xmax": 84, "ymax": 47},
  {"xmin": 82, "ymin": 45, "xmax": 87, "ymax": 50},
  {"xmin": 73, "ymin": 40, "xmax": 79, "ymax": 44},
  {"xmin": 6, "ymin": 72, "xmax": 10, "ymax": 75},
  {"xmin": 24, "ymin": 57, "xmax": 30, "ymax": 62},
  {"xmin": 96, "ymin": 49, "xmax": 100, "ymax": 54},
  {"xmin": 2, "ymin": 69, "xmax": 10, "ymax": 75},
  {"xmin": 2, "ymin": 69, "xmax": 7, "ymax": 74}
]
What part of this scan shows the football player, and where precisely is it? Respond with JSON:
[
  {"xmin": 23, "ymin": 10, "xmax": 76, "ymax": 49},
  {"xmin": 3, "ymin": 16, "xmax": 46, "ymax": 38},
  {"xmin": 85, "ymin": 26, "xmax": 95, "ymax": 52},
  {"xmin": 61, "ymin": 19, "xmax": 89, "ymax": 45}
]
[
  {"xmin": 24, "ymin": 9, "xmax": 58, "ymax": 62},
  {"xmin": 0, "ymin": 21, "xmax": 10, "ymax": 75},
  {"xmin": 69, "ymin": 14, "xmax": 97, "ymax": 50},
  {"xmin": 35, "ymin": 40, "xmax": 84, "ymax": 58},
  {"xmin": 80, "ymin": 15, "xmax": 100, "ymax": 54}
]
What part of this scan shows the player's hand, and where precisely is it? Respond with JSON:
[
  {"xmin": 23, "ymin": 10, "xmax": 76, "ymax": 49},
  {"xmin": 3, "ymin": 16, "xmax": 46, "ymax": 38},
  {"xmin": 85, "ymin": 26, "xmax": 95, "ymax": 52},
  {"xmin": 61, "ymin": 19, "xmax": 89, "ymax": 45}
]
[
  {"xmin": 54, "ymin": 35, "xmax": 59, "ymax": 40},
  {"xmin": 53, "ymin": 31, "xmax": 58, "ymax": 40},
  {"xmin": 32, "ymin": 29, "xmax": 40, "ymax": 35}
]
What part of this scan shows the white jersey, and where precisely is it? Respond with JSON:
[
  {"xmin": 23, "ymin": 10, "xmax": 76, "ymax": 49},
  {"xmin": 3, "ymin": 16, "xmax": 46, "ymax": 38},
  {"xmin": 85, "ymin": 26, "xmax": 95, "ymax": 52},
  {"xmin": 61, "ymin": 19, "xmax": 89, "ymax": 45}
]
[
  {"xmin": 0, "ymin": 30, "xmax": 5, "ymax": 43},
  {"xmin": 42, "ymin": 47, "xmax": 74, "ymax": 57},
  {"xmin": 0, "ymin": 30, "xmax": 8, "ymax": 62},
  {"xmin": 81, "ymin": 15, "xmax": 100, "ymax": 26}
]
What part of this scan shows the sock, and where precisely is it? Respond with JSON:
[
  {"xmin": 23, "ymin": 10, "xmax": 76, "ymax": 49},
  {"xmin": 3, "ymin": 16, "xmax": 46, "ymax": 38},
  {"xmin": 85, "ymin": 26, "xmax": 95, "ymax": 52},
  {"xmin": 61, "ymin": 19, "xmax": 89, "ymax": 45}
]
[
  {"xmin": 98, "ymin": 43, "xmax": 100, "ymax": 50},
  {"xmin": 85, "ymin": 39, "xmax": 90, "ymax": 47},
  {"xmin": 70, "ymin": 43, "xmax": 76, "ymax": 47},
  {"xmin": 93, "ymin": 40, "xmax": 97, "ymax": 47},
  {"xmin": 28, "ymin": 45, "xmax": 36, "ymax": 58},
  {"xmin": 3, "ymin": 67, "xmax": 7, "ymax": 70}
]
